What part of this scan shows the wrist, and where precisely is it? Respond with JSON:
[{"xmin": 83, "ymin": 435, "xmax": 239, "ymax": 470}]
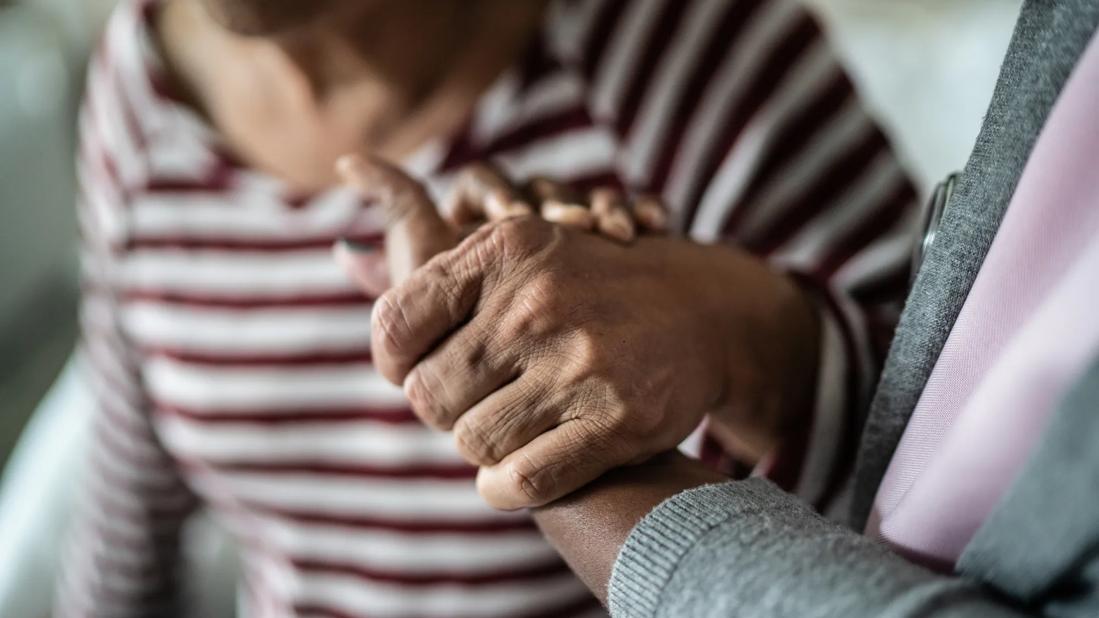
[
  {"xmin": 531, "ymin": 452, "xmax": 727, "ymax": 602},
  {"xmin": 689, "ymin": 244, "xmax": 822, "ymax": 460}
]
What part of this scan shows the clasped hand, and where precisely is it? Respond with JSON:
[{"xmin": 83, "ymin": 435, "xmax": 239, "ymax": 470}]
[{"xmin": 336, "ymin": 155, "xmax": 819, "ymax": 509}]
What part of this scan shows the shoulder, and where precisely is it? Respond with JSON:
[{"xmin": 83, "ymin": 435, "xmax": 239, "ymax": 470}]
[
  {"xmin": 79, "ymin": 0, "xmax": 165, "ymax": 184},
  {"xmin": 542, "ymin": 0, "xmax": 808, "ymax": 76},
  {"xmin": 80, "ymin": 0, "xmax": 193, "ymax": 250}
]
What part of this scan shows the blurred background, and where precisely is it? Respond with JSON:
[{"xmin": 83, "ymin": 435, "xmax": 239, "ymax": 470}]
[
  {"xmin": 0, "ymin": 0, "xmax": 1021, "ymax": 615},
  {"xmin": 0, "ymin": 0, "xmax": 114, "ymax": 468}
]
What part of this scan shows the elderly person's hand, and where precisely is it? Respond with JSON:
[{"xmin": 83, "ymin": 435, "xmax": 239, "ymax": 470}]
[
  {"xmin": 334, "ymin": 155, "xmax": 667, "ymax": 297},
  {"xmin": 337, "ymin": 156, "xmax": 820, "ymax": 510}
]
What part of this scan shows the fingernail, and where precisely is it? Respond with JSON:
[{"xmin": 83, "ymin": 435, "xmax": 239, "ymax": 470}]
[
  {"xmin": 506, "ymin": 200, "xmax": 534, "ymax": 218},
  {"xmin": 601, "ymin": 214, "xmax": 635, "ymax": 243},
  {"xmin": 542, "ymin": 200, "xmax": 595, "ymax": 229},
  {"xmin": 335, "ymin": 238, "xmax": 376, "ymax": 255},
  {"xmin": 488, "ymin": 192, "xmax": 533, "ymax": 220},
  {"xmin": 636, "ymin": 198, "xmax": 668, "ymax": 231},
  {"xmin": 543, "ymin": 199, "xmax": 587, "ymax": 211}
]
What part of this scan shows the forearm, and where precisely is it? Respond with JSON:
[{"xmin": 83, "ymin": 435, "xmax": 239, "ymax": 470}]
[
  {"xmin": 530, "ymin": 452, "xmax": 727, "ymax": 603},
  {"xmin": 533, "ymin": 457, "xmax": 1031, "ymax": 618},
  {"xmin": 679, "ymin": 240, "xmax": 823, "ymax": 464},
  {"xmin": 528, "ymin": 240, "xmax": 826, "ymax": 597}
]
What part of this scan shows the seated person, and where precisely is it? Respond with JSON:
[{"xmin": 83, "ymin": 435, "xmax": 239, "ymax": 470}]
[{"xmin": 56, "ymin": 0, "xmax": 915, "ymax": 615}]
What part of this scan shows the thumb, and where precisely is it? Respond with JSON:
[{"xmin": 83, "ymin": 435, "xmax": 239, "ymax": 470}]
[
  {"xmin": 336, "ymin": 154, "xmax": 458, "ymax": 286},
  {"xmin": 332, "ymin": 241, "xmax": 390, "ymax": 298}
]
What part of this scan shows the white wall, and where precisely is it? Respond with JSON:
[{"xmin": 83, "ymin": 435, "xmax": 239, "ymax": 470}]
[
  {"xmin": 0, "ymin": 4, "xmax": 83, "ymax": 464},
  {"xmin": 0, "ymin": 0, "xmax": 115, "ymax": 461},
  {"xmin": 805, "ymin": 0, "xmax": 1022, "ymax": 192},
  {"xmin": 0, "ymin": 5, "xmax": 77, "ymax": 331}
]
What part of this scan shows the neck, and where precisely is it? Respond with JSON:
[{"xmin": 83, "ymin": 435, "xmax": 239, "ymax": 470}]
[
  {"xmin": 156, "ymin": 0, "xmax": 546, "ymax": 189},
  {"xmin": 274, "ymin": 1, "xmax": 478, "ymax": 106}
]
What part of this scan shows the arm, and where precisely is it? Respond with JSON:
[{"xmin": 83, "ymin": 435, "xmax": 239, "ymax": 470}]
[
  {"xmin": 54, "ymin": 88, "xmax": 198, "ymax": 617},
  {"xmin": 337, "ymin": 151, "xmax": 825, "ymax": 515},
  {"xmin": 531, "ymin": 455, "xmax": 1031, "ymax": 618}
]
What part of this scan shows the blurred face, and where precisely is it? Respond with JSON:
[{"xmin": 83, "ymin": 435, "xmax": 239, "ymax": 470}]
[{"xmin": 198, "ymin": 0, "xmax": 367, "ymax": 36}]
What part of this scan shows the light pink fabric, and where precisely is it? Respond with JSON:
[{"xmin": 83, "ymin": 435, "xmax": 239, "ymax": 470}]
[{"xmin": 865, "ymin": 31, "xmax": 1099, "ymax": 570}]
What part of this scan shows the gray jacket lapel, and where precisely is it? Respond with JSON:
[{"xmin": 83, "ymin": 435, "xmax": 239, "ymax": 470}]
[
  {"xmin": 850, "ymin": 0, "xmax": 1099, "ymax": 528},
  {"xmin": 957, "ymin": 352, "xmax": 1099, "ymax": 615}
]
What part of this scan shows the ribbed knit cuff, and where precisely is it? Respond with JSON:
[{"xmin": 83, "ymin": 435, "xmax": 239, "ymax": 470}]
[{"xmin": 607, "ymin": 478, "xmax": 782, "ymax": 617}]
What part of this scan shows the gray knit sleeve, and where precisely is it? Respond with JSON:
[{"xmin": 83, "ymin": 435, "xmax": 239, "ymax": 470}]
[{"xmin": 608, "ymin": 478, "xmax": 1029, "ymax": 618}]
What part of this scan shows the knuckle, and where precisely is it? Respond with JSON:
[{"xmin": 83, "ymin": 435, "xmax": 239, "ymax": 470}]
[
  {"xmin": 558, "ymin": 326, "xmax": 604, "ymax": 377},
  {"xmin": 488, "ymin": 218, "xmax": 529, "ymax": 255},
  {"xmin": 505, "ymin": 456, "xmax": 552, "ymax": 506},
  {"xmin": 573, "ymin": 327, "xmax": 601, "ymax": 365},
  {"xmin": 371, "ymin": 295, "xmax": 408, "ymax": 367},
  {"xmin": 461, "ymin": 339, "xmax": 488, "ymax": 369},
  {"xmin": 404, "ymin": 365, "xmax": 452, "ymax": 429},
  {"xmin": 465, "ymin": 217, "xmax": 555, "ymax": 273},
  {"xmin": 574, "ymin": 391, "xmax": 626, "ymax": 440},
  {"xmin": 520, "ymin": 272, "xmax": 560, "ymax": 313},
  {"xmin": 453, "ymin": 416, "xmax": 500, "ymax": 466},
  {"xmin": 575, "ymin": 374, "xmax": 658, "ymax": 444},
  {"xmin": 565, "ymin": 415, "xmax": 631, "ymax": 473},
  {"xmin": 485, "ymin": 217, "xmax": 549, "ymax": 260},
  {"xmin": 503, "ymin": 273, "xmax": 563, "ymax": 340},
  {"xmin": 458, "ymin": 385, "xmax": 545, "ymax": 466}
]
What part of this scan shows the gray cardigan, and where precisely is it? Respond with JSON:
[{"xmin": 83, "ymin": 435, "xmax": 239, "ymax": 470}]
[{"xmin": 607, "ymin": 2, "xmax": 1099, "ymax": 616}]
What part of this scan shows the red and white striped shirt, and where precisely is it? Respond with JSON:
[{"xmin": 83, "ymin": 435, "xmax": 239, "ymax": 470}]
[{"xmin": 57, "ymin": 0, "xmax": 917, "ymax": 616}]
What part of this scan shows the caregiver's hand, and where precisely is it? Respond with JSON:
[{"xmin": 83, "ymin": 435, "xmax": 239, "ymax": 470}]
[{"xmin": 339, "ymin": 156, "xmax": 820, "ymax": 510}]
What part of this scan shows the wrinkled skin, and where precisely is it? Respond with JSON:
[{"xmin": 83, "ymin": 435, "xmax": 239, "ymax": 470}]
[
  {"xmin": 368, "ymin": 217, "xmax": 819, "ymax": 509},
  {"xmin": 336, "ymin": 157, "xmax": 819, "ymax": 510}
]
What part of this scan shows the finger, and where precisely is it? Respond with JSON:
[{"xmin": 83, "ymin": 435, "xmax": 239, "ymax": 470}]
[
  {"xmin": 486, "ymin": 193, "xmax": 534, "ymax": 222},
  {"xmin": 541, "ymin": 200, "xmax": 595, "ymax": 230},
  {"xmin": 403, "ymin": 316, "xmax": 518, "ymax": 431},
  {"xmin": 476, "ymin": 418, "xmax": 633, "ymax": 510},
  {"xmin": 369, "ymin": 223, "xmax": 504, "ymax": 385},
  {"xmin": 443, "ymin": 163, "xmax": 532, "ymax": 227},
  {"xmin": 452, "ymin": 376, "xmax": 560, "ymax": 466},
  {"xmin": 372, "ymin": 218, "xmax": 550, "ymax": 388},
  {"xmin": 632, "ymin": 194, "xmax": 669, "ymax": 233},
  {"xmin": 336, "ymin": 153, "xmax": 457, "ymax": 285},
  {"xmin": 527, "ymin": 178, "xmax": 594, "ymax": 230},
  {"xmin": 442, "ymin": 167, "xmax": 488, "ymax": 226},
  {"xmin": 473, "ymin": 164, "xmax": 533, "ymax": 222},
  {"xmin": 590, "ymin": 188, "xmax": 635, "ymax": 243},
  {"xmin": 333, "ymin": 240, "xmax": 390, "ymax": 297}
]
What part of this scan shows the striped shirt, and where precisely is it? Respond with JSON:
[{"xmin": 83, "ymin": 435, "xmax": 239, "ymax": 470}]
[{"xmin": 57, "ymin": 0, "xmax": 918, "ymax": 616}]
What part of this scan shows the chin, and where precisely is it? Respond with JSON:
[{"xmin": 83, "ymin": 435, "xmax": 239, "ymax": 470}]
[{"xmin": 197, "ymin": 0, "xmax": 341, "ymax": 36}]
